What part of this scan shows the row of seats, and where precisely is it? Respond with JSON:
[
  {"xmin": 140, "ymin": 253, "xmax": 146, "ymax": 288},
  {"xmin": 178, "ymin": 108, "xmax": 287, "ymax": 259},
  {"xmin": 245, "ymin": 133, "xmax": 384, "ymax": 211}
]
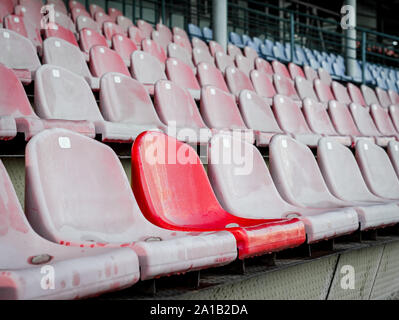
[{"xmin": 4, "ymin": 127, "xmax": 399, "ymax": 298}]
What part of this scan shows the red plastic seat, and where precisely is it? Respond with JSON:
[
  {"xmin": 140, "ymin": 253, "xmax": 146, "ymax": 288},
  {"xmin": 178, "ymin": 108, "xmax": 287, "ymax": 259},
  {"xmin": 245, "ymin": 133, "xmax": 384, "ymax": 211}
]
[
  {"xmin": 192, "ymin": 37, "xmax": 209, "ymax": 52},
  {"xmin": 273, "ymin": 95, "xmax": 321, "ymax": 147},
  {"xmin": 235, "ymin": 55, "xmax": 253, "ymax": 77},
  {"xmin": 95, "ymin": 12, "xmax": 113, "ymax": 28},
  {"xmin": 347, "ymin": 83, "xmax": 367, "ymax": 107},
  {"xmin": 89, "ymin": 3, "xmax": 105, "ymax": 18},
  {"xmin": 238, "ymin": 90, "xmax": 283, "ymax": 146},
  {"xmin": 167, "ymin": 43, "xmax": 195, "ymax": 74},
  {"xmin": 69, "ymin": 0, "xmax": 85, "ymax": 11},
  {"xmin": 244, "ymin": 46, "xmax": 258, "ymax": 64},
  {"xmin": 103, "ymin": 21, "xmax": 125, "ymax": 42},
  {"xmin": 209, "ymin": 40, "xmax": 224, "ymax": 57},
  {"xmin": 173, "ymin": 34, "xmax": 192, "ymax": 55},
  {"xmin": 304, "ymin": 65, "xmax": 318, "ymax": 82},
  {"xmin": 130, "ymin": 51, "xmax": 167, "ymax": 96},
  {"xmin": 255, "ymin": 57, "xmax": 274, "ymax": 76},
  {"xmin": 54, "ymin": 11, "xmax": 75, "ymax": 35},
  {"xmin": 79, "ymin": 28, "xmax": 108, "ymax": 56},
  {"xmin": 376, "ymin": 87, "xmax": 393, "ymax": 108},
  {"xmin": 288, "ymin": 62, "xmax": 305, "ymax": 79},
  {"xmin": 137, "ymin": 19, "xmax": 153, "ymax": 39},
  {"xmin": 193, "ymin": 47, "xmax": 215, "ymax": 66},
  {"xmin": 295, "ymin": 77, "xmax": 323, "ymax": 107},
  {"xmin": 43, "ymin": 23, "xmax": 79, "ymax": 48},
  {"xmin": 225, "ymin": 66, "xmax": 255, "ymax": 97},
  {"xmin": 227, "ymin": 44, "xmax": 242, "ymax": 58},
  {"xmin": 331, "ymin": 81, "xmax": 352, "ymax": 105},
  {"xmin": 200, "ymin": 86, "xmax": 254, "ymax": 144},
  {"xmin": 250, "ymin": 69, "xmax": 276, "ymax": 104},
  {"xmin": 142, "ymin": 38, "xmax": 167, "ymax": 65},
  {"xmin": 71, "ymin": 7, "xmax": 90, "ymax": 23},
  {"xmin": 361, "ymin": 84, "xmax": 379, "ymax": 106},
  {"xmin": 76, "ymin": 15, "xmax": 101, "ymax": 34},
  {"xmin": 116, "ymin": 16, "xmax": 134, "ymax": 34},
  {"xmin": 112, "ymin": 34, "xmax": 137, "ymax": 67},
  {"xmin": 108, "ymin": 7, "xmax": 123, "ymax": 21},
  {"xmin": 154, "ymin": 80, "xmax": 212, "ymax": 144},
  {"xmin": 369, "ymin": 104, "xmax": 399, "ymax": 138},
  {"xmin": 389, "ymin": 105, "xmax": 399, "ymax": 133},
  {"xmin": 89, "ymin": 45, "xmax": 130, "ymax": 78},
  {"xmin": 151, "ymin": 30, "xmax": 171, "ymax": 51},
  {"xmin": 0, "ymin": 29, "xmax": 41, "ymax": 85},
  {"xmin": 317, "ymin": 67, "xmax": 332, "ymax": 86},
  {"xmin": 128, "ymin": 25, "xmax": 145, "ymax": 48},
  {"xmin": 388, "ymin": 90, "xmax": 399, "ymax": 105},
  {"xmin": 387, "ymin": 141, "xmax": 399, "ymax": 178},
  {"xmin": 215, "ymin": 51, "xmax": 234, "ymax": 73},
  {"xmin": 131, "ymin": 131, "xmax": 306, "ymax": 259},
  {"xmin": 314, "ymin": 78, "xmax": 336, "ymax": 104},
  {"xmin": 0, "ymin": 0, "xmax": 14, "ymax": 22},
  {"xmin": 166, "ymin": 58, "xmax": 201, "ymax": 100},
  {"xmin": 272, "ymin": 60, "xmax": 291, "ymax": 79},
  {"xmin": 172, "ymin": 26, "xmax": 189, "ymax": 41},
  {"xmin": 197, "ymin": 62, "xmax": 229, "ymax": 93},
  {"xmin": 273, "ymin": 74, "xmax": 302, "ymax": 107},
  {"xmin": 0, "ymin": 159, "xmax": 140, "ymax": 299},
  {"xmin": 156, "ymin": 23, "xmax": 172, "ymax": 43}
]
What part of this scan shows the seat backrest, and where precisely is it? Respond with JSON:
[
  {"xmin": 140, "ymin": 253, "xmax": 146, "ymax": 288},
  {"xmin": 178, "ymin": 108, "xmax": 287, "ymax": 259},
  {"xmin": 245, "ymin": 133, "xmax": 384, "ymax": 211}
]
[
  {"xmin": 328, "ymin": 100, "xmax": 361, "ymax": 136},
  {"xmin": 188, "ymin": 23, "xmax": 203, "ymax": 38},
  {"xmin": 25, "ymin": 129, "xmax": 143, "ymax": 243},
  {"xmin": 225, "ymin": 66, "xmax": 254, "ymax": 96},
  {"xmin": 137, "ymin": 19, "xmax": 153, "ymax": 38},
  {"xmin": 347, "ymin": 83, "xmax": 367, "ymax": 107},
  {"xmin": 54, "ymin": 11, "xmax": 75, "ymax": 35},
  {"xmin": 150, "ymin": 29, "xmax": 171, "ymax": 50},
  {"xmin": 295, "ymin": 76, "xmax": 319, "ymax": 101},
  {"xmin": 250, "ymin": 70, "xmax": 276, "ymax": 99},
  {"xmin": 44, "ymin": 23, "xmax": 79, "ymax": 47},
  {"xmin": 43, "ymin": 38, "xmax": 92, "ymax": 81},
  {"xmin": 197, "ymin": 62, "xmax": 229, "ymax": 93},
  {"xmin": 387, "ymin": 141, "xmax": 399, "ymax": 178},
  {"xmin": 112, "ymin": 33, "xmax": 138, "ymax": 63},
  {"xmin": 388, "ymin": 89, "xmax": 399, "ymax": 105},
  {"xmin": 269, "ymin": 135, "xmax": 343, "ymax": 207},
  {"xmin": 90, "ymin": 3, "xmax": 105, "ymax": 17},
  {"xmin": 155, "ymin": 23, "xmax": 172, "ymax": 42},
  {"xmin": 130, "ymin": 51, "xmax": 166, "ymax": 85},
  {"xmin": 141, "ymin": 38, "xmax": 167, "ymax": 65},
  {"xmin": 34, "ymin": 65, "xmax": 103, "ymax": 121},
  {"xmin": 71, "ymin": 7, "xmax": 91, "ymax": 22},
  {"xmin": 108, "ymin": 7, "xmax": 123, "ymax": 21},
  {"xmin": 255, "ymin": 58, "xmax": 273, "ymax": 75},
  {"xmin": 0, "ymin": 63, "xmax": 36, "ymax": 117},
  {"xmin": 79, "ymin": 28, "xmax": 108, "ymax": 54},
  {"xmin": 192, "ymin": 37, "xmax": 209, "ymax": 52},
  {"xmin": 235, "ymin": 55, "xmax": 253, "ymax": 77},
  {"xmin": 272, "ymin": 95, "xmax": 312, "ymax": 135},
  {"xmin": 369, "ymin": 104, "xmax": 397, "ymax": 136},
  {"xmin": 89, "ymin": 45, "xmax": 130, "ymax": 77},
  {"xmin": 0, "ymin": 0, "xmax": 13, "ymax": 21},
  {"xmin": 227, "ymin": 44, "xmax": 242, "ymax": 58},
  {"xmin": 289, "ymin": 63, "xmax": 305, "ymax": 79},
  {"xmin": 154, "ymin": 80, "xmax": 207, "ymax": 129},
  {"xmin": 317, "ymin": 137, "xmax": 382, "ymax": 202},
  {"xmin": 173, "ymin": 34, "xmax": 192, "ymax": 55},
  {"xmin": 4, "ymin": 14, "xmax": 28, "ymax": 38},
  {"xmin": 317, "ymin": 67, "xmax": 332, "ymax": 86},
  {"xmin": 167, "ymin": 43, "xmax": 195, "ymax": 71},
  {"xmin": 128, "ymin": 25, "xmax": 145, "ymax": 47},
  {"xmin": 229, "ymin": 32, "xmax": 243, "ymax": 46},
  {"xmin": 193, "ymin": 47, "xmax": 214, "ymax": 66},
  {"xmin": 302, "ymin": 98, "xmax": 338, "ymax": 135},
  {"xmin": 238, "ymin": 90, "xmax": 282, "ymax": 133},
  {"xmin": 349, "ymin": 103, "xmax": 381, "ymax": 137},
  {"xmin": 331, "ymin": 81, "xmax": 352, "ymax": 105},
  {"xmin": 272, "ymin": 60, "xmax": 291, "ymax": 79},
  {"xmin": 215, "ymin": 51, "xmax": 234, "ymax": 73},
  {"xmin": 76, "ymin": 15, "xmax": 101, "ymax": 34},
  {"xmin": 0, "ymin": 28, "xmax": 40, "ymax": 73},
  {"xmin": 172, "ymin": 27, "xmax": 189, "ymax": 41},
  {"xmin": 355, "ymin": 139, "xmax": 399, "ymax": 199},
  {"xmin": 361, "ymin": 84, "xmax": 379, "ymax": 106},
  {"xmin": 103, "ymin": 21, "xmax": 125, "ymax": 41},
  {"xmin": 202, "ymin": 27, "xmax": 213, "ymax": 40},
  {"xmin": 165, "ymin": 58, "xmax": 200, "ymax": 91},
  {"xmin": 200, "ymin": 86, "xmax": 248, "ymax": 130},
  {"xmin": 273, "ymin": 74, "xmax": 300, "ymax": 101},
  {"xmin": 244, "ymin": 46, "xmax": 258, "ymax": 63},
  {"xmin": 207, "ymin": 134, "xmax": 294, "ymax": 218},
  {"xmin": 375, "ymin": 87, "xmax": 392, "ymax": 108},
  {"xmin": 209, "ymin": 41, "xmax": 224, "ymax": 56},
  {"xmin": 117, "ymin": 16, "xmax": 134, "ymax": 33},
  {"xmin": 314, "ymin": 78, "xmax": 335, "ymax": 103},
  {"xmin": 304, "ymin": 65, "xmax": 318, "ymax": 82},
  {"xmin": 100, "ymin": 72, "xmax": 164, "ymax": 126}
]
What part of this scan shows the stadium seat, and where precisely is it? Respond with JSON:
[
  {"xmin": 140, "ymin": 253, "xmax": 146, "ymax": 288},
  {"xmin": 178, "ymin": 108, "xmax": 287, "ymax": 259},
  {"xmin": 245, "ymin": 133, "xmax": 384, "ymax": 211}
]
[
  {"xmin": 0, "ymin": 159, "xmax": 140, "ymax": 299},
  {"xmin": 165, "ymin": 58, "xmax": 201, "ymax": 100},
  {"xmin": 200, "ymin": 86, "xmax": 254, "ymax": 144},
  {"xmin": 89, "ymin": 45, "xmax": 130, "ymax": 78},
  {"xmin": 43, "ymin": 23, "xmax": 79, "ymax": 48},
  {"xmin": 167, "ymin": 43, "xmax": 196, "ymax": 74},
  {"xmin": 131, "ymin": 131, "xmax": 305, "ymax": 259},
  {"xmin": 154, "ymin": 80, "xmax": 212, "ymax": 144},
  {"xmin": 156, "ymin": 23, "xmax": 173, "ymax": 43},
  {"xmin": 235, "ymin": 55, "xmax": 253, "ymax": 77},
  {"xmin": 295, "ymin": 77, "xmax": 325, "ymax": 108},
  {"xmin": 117, "ymin": 16, "xmax": 134, "ymax": 33},
  {"xmin": 173, "ymin": 34, "xmax": 192, "ymax": 55},
  {"xmin": 203, "ymin": 27, "xmax": 213, "ymax": 41},
  {"xmin": 151, "ymin": 30, "xmax": 171, "ymax": 51},
  {"xmin": 76, "ymin": 15, "xmax": 101, "ymax": 34},
  {"xmin": 192, "ymin": 37, "xmax": 209, "ymax": 52},
  {"xmin": 273, "ymin": 74, "xmax": 302, "ymax": 107},
  {"xmin": 356, "ymin": 139, "xmax": 399, "ymax": 200},
  {"xmin": 225, "ymin": 66, "xmax": 255, "ymax": 97},
  {"xmin": 215, "ymin": 51, "xmax": 235, "ymax": 74},
  {"xmin": 349, "ymin": 103, "xmax": 394, "ymax": 147},
  {"xmin": 172, "ymin": 27, "xmax": 189, "ymax": 41},
  {"xmin": 302, "ymin": 98, "xmax": 351, "ymax": 146},
  {"xmin": 188, "ymin": 23, "xmax": 203, "ymax": 39},
  {"xmin": 227, "ymin": 44, "xmax": 242, "ymax": 58},
  {"xmin": 128, "ymin": 26, "xmax": 145, "ymax": 48},
  {"xmin": 250, "ymin": 70, "xmax": 276, "ymax": 104},
  {"xmin": 361, "ymin": 84, "xmax": 380, "ymax": 106},
  {"xmin": 272, "ymin": 60, "xmax": 291, "ymax": 79},
  {"xmin": 103, "ymin": 22, "xmax": 125, "ymax": 43},
  {"xmin": 43, "ymin": 38, "xmax": 100, "ymax": 90},
  {"xmin": 317, "ymin": 138, "xmax": 399, "ymax": 229},
  {"xmin": 0, "ymin": 63, "xmax": 94, "ymax": 140},
  {"xmin": 369, "ymin": 104, "xmax": 399, "ymax": 139},
  {"xmin": 255, "ymin": 58, "xmax": 274, "ymax": 76},
  {"xmin": 197, "ymin": 62, "xmax": 229, "ymax": 93},
  {"xmin": 137, "ymin": 19, "xmax": 153, "ymax": 39},
  {"xmin": 4, "ymin": 15, "xmax": 42, "ymax": 53},
  {"xmin": 94, "ymin": 12, "xmax": 113, "ymax": 27},
  {"xmin": 25, "ymin": 129, "xmax": 237, "ymax": 280},
  {"xmin": 108, "ymin": 7, "xmax": 123, "ymax": 21},
  {"xmin": 193, "ymin": 47, "xmax": 215, "ymax": 66},
  {"xmin": 375, "ymin": 87, "xmax": 393, "ymax": 108},
  {"xmin": 79, "ymin": 28, "xmax": 108, "ymax": 56},
  {"xmin": 244, "ymin": 46, "xmax": 258, "ymax": 64},
  {"xmin": 388, "ymin": 89, "xmax": 399, "ymax": 105},
  {"xmin": 0, "ymin": 0, "xmax": 13, "ymax": 22},
  {"xmin": 238, "ymin": 90, "xmax": 283, "ymax": 146},
  {"xmin": 347, "ymin": 83, "xmax": 367, "ymax": 107},
  {"xmin": 387, "ymin": 141, "xmax": 399, "ymax": 178},
  {"xmin": 314, "ymin": 78, "xmax": 336, "ymax": 104},
  {"xmin": 54, "ymin": 11, "xmax": 76, "ymax": 35},
  {"xmin": 317, "ymin": 67, "xmax": 332, "ymax": 86},
  {"xmin": 89, "ymin": 3, "xmax": 105, "ymax": 17},
  {"xmin": 112, "ymin": 34, "xmax": 138, "ymax": 67},
  {"xmin": 268, "ymin": 135, "xmax": 359, "ymax": 241},
  {"xmin": 69, "ymin": 0, "xmax": 85, "ymax": 11},
  {"xmin": 209, "ymin": 41, "xmax": 224, "ymax": 56},
  {"xmin": 304, "ymin": 65, "xmax": 318, "ymax": 82},
  {"xmin": 142, "ymin": 38, "xmax": 167, "ymax": 65},
  {"xmin": 331, "ymin": 81, "xmax": 352, "ymax": 105},
  {"xmin": 130, "ymin": 51, "xmax": 167, "ymax": 96},
  {"xmin": 99, "ymin": 73, "xmax": 165, "ymax": 134},
  {"xmin": 0, "ymin": 29, "xmax": 41, "ymax": 84},
  {"xmin": 71, "ymin": 7, "xmax": 91, "ymax": 23},
  {"xmin": 289, "ymin": 63, "xmax": 305, "ymax": 79},
  {"xmin": 272, "ymin": 95, "xmax": 321, "ymax": 147},
  {"xmin": 35, "ymin": 65, "xmax": 144, "ymax": 142}
]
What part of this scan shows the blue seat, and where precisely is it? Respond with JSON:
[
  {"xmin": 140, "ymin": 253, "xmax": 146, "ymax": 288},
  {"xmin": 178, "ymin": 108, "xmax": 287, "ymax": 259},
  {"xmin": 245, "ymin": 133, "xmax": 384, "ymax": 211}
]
[
  {"xmin": 332, "ymin": 62, "xmax": 352, "ymax": 82},
  {"xmin": 202, "ymin": 27, "xmax": 213, "ymax": 41},
  {"xmin": 321, "ymin": 60, "xmax": 340, "ymax": 81},
  {"xmin": 260, "ymin": 42, "xmax": 274, "ymax": 60},
  {"xmin": 229, "ymin": 32, "xmax": 244, "ymax": 48},
  {"xmin": 273, "ymin": 42, "xmax": 289, "ymax": 63},
  {"xmin": 242, "ymin": 34, "xmax": 252, "ymax": 46},
  {"xmin": 377, "ymin": 77, "xmax": 388, "ymax": 90},
  {"xmin": 386, "ymin": 79, "xmax": 398, "ymax": 92},
  {"xmin": 188, "ymin": 23, "xmax": 203, "ymax": 39}
]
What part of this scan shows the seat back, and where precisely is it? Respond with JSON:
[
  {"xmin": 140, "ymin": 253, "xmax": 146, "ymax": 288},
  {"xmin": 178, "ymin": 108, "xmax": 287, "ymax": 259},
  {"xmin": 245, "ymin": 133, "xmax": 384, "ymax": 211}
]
[
  {"xmin": 209, "ymin": 41, "xmax": 224, "ymax": 56},
  {"xmin": 142, "ymin": 38, "xmax": 167, "ymax": 65},
  {"xmin": 369, "ymin": 104, "xmax": 397, "ymax": 136},
  {"xmin": 76, "ymin": 15, "xmax": 101, "ymax": 34},
  {"xmin": 250, "ymin": 70, "xmax": 276, "ymax": 99},
  {"xmin": 387, "ymin": 141, "xmax": 399, "ymax": 178},
  {"xmin": 89, "ymin": 45, "xmax": 130, "ymax": 77},
  {"xmin": 328, "ymin": 100, "xmax": 361, "ymax": 136},
  {"xmin": 375, "ymin": 87, "xmax": 392, "ymax": 108},
  {"xmin": 288, "ymin": 63, "xmax": 305, "ymax": 79},
  {"xmin": 295, "ymin": 77, "xmax": 319, "ymax": 101},
  {"xmin": 331, "ymin": 81, "xmax": 352, "ymax": 105},
  {"xmin": 192, "ymin": 37, "xmax": 209, "ymax": 52},
  {"xmin": 151, "ymin": 30, "xmax": 171, "ymax": 50},
  {"xmin": 349, "ymin": 103, "xmax": 381, "ymax": 137},
  {"xmin": 347, "ymin": 83, "xmax": 367, "ymax": 107},
  {"xmin": 128, "ymin": 26, "xmax": 145, "ymax": 47},
  {"xmin": 130, "ymin": 51, "xmax": 166, "ymax": 85},
  {"xmin": 235, "ymin": 55, "xmax": 253, "ymax": 77},
  {"xmin": 255, "ymin": 58, "xmax": 273, "ymax": 76},
  {"xmin": 225, "ymin": 66, "xmax": 254, "ymax": 96},
  {"xmin": 172, "ymin": 27, "xmax": 189, "ymax": 41},
  {"xmin": 116, "ymin": 16, "xmax": 134, "ymax": 33},
  {"xmin": 197, "ymin": 62, "xmax": 229, "ymax": 93},
  {"xmin": 137, "ymin": 19, "xmax": 153, "ymax": 38},
  {"xmin": 112, "ymin": 34, "xmax": 138, "ymax": 63},
  {"xmin": 103, "ymin": 21, "xmax": 125, "ymax": 41},
  {"xmin": 314, "ymin": 78, "xmax": 335, "ymax": 103},
  {"xmin": 44, "ymin": 23, "xmax": 79, "ymax": 47},
  {"xmin": 166, "ymin": 58, "xmax": 200, "ymax": 91},
  {"xmin": 167, "ymin": 43, "xmax": 195, "ymax": 72},
  {"xmin": 200, "ymin": 86, "xmax": 248, "ymax": 130},
  {"xmin": 302, "ymin": 98, "xmax": 338, "ymax": 135},
  {"xmin": 244, "ymin": 46, "xmax": 258, "ymax": 63},
  {"xmin": 193, "ymin": 47, "xmax": 214, "ymax": 66},
  {"xmin": 388, "ymin": 90, "xmax": 399, "ymax": 105},
  {"xmin": 318, "ymin": 67, "xmax": 332, "ymax": 86},
  {"xmin": 79, "ymin": 28, "xmax": 108, "ymax": 55},
  {"xmin": 361, "ymin": 85, "xmax": 379, "ymax": 106},
  {"xmin": 273, "ymin": 74, "xmax": 300, "ymax": 101},
  {"xmin": 215, "ymin": 51, "xmax": 234, "ymax": 73},
  {"xmin": 71, "ymin": 7, "xmax": 91, "ymax": 22},
  {"xmin": 227, "ymin": 44, "xmax": 242, "ymax": 58},
  {"xmin": 272, "ymin": 60, "xmax": 291, "ymax": 79},
  {"xmin": 304, "ymin": 65, "xmax": 318, "ymax": 82},
  {"xmin": 173, "ymin": 34, "xmax": 192, "ymax": 54},
  {"xmin": 108, "ymin": 7, "xmax": 123, "ymax": 21},
  {"xmin": 34, "ymin": 65, "xmax": 103, "ymax": 121}
]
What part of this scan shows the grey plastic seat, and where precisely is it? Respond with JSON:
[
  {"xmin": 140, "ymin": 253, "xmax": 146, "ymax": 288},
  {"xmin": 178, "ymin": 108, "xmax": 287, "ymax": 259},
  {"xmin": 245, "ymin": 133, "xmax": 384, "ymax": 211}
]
[
  {"xmin": 318, "ymin": 137, "xmax": 399, "ymax": 230},
  {"xmin": 207, "ymin": 134, "xmax": 358, "ymax": 243}
]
